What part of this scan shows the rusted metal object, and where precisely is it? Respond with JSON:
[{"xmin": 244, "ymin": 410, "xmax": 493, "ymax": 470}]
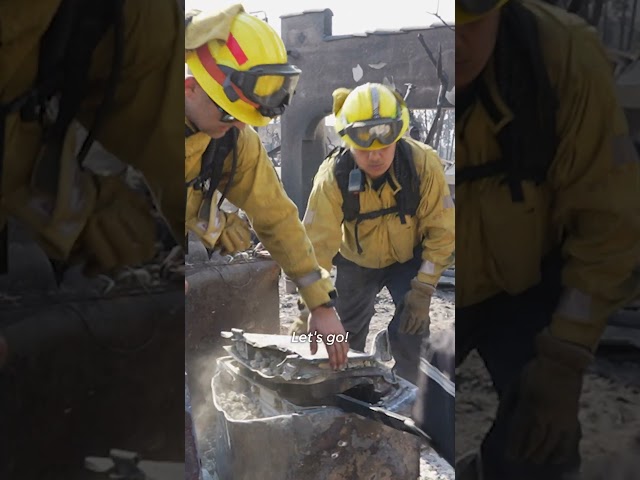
[{"xmin": 209, "ymin": 330, "xmax": 421, "ymax": 480}]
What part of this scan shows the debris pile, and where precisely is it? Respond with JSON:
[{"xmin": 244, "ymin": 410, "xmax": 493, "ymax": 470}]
[{"xmin": 215, "ymin": 390, "xmax": 265, "ymax": 420}]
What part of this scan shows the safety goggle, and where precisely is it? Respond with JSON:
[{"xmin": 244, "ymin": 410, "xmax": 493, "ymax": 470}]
[
  {"xmin": 338, "ymin": 117, "xmax": 404, "ymax": 149},
  {"xmin": 219, "ymin": 63, "xmax": 301, "ymax": 118},
  {"xmin": 457, "ymin": 0, "xmax": 501, "ymax": 15},
  {"xmin": 216, "ymin": 104, "xmax": 236, "ymax": 123},
  {"xmin": 204, "ymin": 91, "xmax": 236, "ymax": 123}
]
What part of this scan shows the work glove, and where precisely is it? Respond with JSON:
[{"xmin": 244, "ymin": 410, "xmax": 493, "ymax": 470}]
[
  {"xmin": 398, "ymin": 278, "xmax": 435, "ymax": 335},
  {"xmin": 218, "ymin": 211, "xmax": 252, "ymax": 255},
  {"xmin": 78, "ymin": 175, "xmax": 157, "ymax": 275},
  {"xmin": 288, "ymin": 298, "xmax": 310, "ymax": 335},
  {"xmin": 506, "ymin": 329, "xmax": 593, "ymax": 465}
]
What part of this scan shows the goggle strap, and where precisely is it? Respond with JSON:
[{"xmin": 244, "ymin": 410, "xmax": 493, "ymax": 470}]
[
  {"xmin": 220, "ymin": 63, "xmax": 296, "ymax": 112},
  {"xmin": 223, "ymin": 77, "xmax": 240, "ymax": 102},
  {"xmin": 195, "ymin": 44, "xmax": 260, "ymax": 109}
]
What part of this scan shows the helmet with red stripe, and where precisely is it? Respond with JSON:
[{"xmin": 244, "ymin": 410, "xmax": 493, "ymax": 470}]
[{"xmin": 186, "ymin": 9, "xmax": 301, "ymax": 126}]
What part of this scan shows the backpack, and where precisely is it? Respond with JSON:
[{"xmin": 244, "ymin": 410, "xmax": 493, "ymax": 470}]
[
  {"xmin": 456, "ymin": 0, "xmax": 559, "ymax": 203},
  {"xmin": 0, "ymin": 0, "xmax": 125, "ymax": 274},
  {"xmin": 332, "ymin": 138, "xmax": 421, "ymax": 254}
]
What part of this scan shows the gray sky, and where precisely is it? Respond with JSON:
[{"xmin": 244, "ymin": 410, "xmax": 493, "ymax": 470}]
[{"xmin": 185, "ymin": 0, "xmax": 455, "ymax": 35}]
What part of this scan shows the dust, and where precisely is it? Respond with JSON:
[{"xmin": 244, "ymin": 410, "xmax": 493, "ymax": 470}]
[
  {"xmin": 278, "ymin": 274, "xmax": 456, "ymax": 480},
  {"xmin": 186, "ymin": 350, "xmax": 224, "ymax": 445},
  {"xmin": 194, "ymin": 273, "xmax": 456, "ymax": 479}
]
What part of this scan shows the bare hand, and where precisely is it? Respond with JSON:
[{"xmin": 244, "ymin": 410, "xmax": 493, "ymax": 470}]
[
  {"xmin": 185, "ymin": 279, "xmax": 189, "ymax": 294},
  {"xmin": 308, "ymin": 306, "xmax": 349, "ymax": 370}
]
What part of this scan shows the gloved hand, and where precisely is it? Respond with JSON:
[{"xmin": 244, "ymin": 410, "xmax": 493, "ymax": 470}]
[
  {"xmin": 79, "ymin": 175, "xmax": 157, "ymax": 275},
  {"xmin": 506, "ymin": 329, "xmax": 593, "ymax": 464},
  {"xmin": 288, "ymin": 298, "xmax": 310, "ymax": 335},
  {"xmin": 218, "ymin": 211, "xmax": 252, "ymax": 255},
  {"xmin": 399, "ymin": 278, "xmax": 435, "ymax": 335}
]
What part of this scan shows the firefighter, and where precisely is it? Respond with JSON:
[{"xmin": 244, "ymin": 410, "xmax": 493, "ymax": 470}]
[
  {"xmin": 290, "ymin": 82, "xmax": 455, "ymax": 383},
  {"xmin": 0, "ymin": 0, "xmax": 185, "ymax": 276},
  {"xmin": 0, "ymin": 0, "xmax": 188, "ymax": 377},
  {"xmin": 455, "ymin": 0, "xmax": 640, "ymax": 478},
  {"xmin": 184, "ymin": 5, "xmax": 348, "ymax": 370}
]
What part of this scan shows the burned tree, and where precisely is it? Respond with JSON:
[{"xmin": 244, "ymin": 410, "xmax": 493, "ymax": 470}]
[{"xmin": 417, "ymin": 34, "xmax": 452, "ymax": 152}]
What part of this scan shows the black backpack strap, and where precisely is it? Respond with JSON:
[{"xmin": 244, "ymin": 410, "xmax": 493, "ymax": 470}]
[
  {"xmin": 456, "ymin": 1, "xmax": 558, "ymax": 202},
  {"xmin": 495, "ymin": 1, "xmax": 558, "ymax": 201},
  {"xmin": 334, "ymin": 140, "xmax": 421, "ymax": 254},
  {"xmin": 74, "ymin": 0, "xmax": 125, "ymax": 165},
  {"xmin": 333, "ymin": 147, "xmax": 359, "ymax": 222},
  {"xmin": 186, "ymin": 127, "xmax": 238, "ymax": 224},
  {"xmin": 394, "ymin": 139, "xmax": 421, "ymax": 222},
  {"xmin": 353, "ymin": 206, "xmax": 400, "ymax": 254},
  {"xmin": 456, "ymin": 160, "xmax": 509, "ymax": 186},
  {"xmin": 28, "ymin": 0, "xmax": 125, "ymax": 196},
  {"xmin": 456, "ymin": 79, "xmax": 511, "ymax": 189},
  {"xmin": 398, "ymin": 139, "xmax": 420, "ymax": 194},
  {"xmin": 185, "ymin": 123, "xmax": 196, "ymax": 138},
  {"xmin": 212, "ymin": 128, "xmax": 238, "ymax": 208},
  {"xmin": 0, "ymin": 0, "xmax": 124, "ymax": 273}
]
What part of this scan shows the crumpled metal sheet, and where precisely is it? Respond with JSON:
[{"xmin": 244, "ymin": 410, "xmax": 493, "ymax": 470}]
[
  {"xmin": 211, "ymin": 357, "xmax": 420, "ymax": 480},
  {"xmin": 220, "ymin": 329, "xmax": 397, "ymax": 386}
]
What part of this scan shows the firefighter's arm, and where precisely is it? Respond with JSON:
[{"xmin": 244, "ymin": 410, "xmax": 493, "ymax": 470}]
[
  {"xmin": 222, "ymin": 128, "xmax": 334, "ymax": 310},
  {"xmin": 302, "ymin": 159, "xmax": 345, "ymax": 275},
  {"xmin": 549, "ymin": 37, "xmax": 640, "ymax": 350},
  {"xmin": 416, "ymin": 148, "xmax": 456, "ymax": 286},
  {"xmin": 76, "ymin": 0, "xmax": 185, "ymax": 244}
]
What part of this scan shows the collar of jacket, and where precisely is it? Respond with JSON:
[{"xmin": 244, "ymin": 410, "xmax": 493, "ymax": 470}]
[
  {"xmin": 364, "ymin": 163, "xmax": 403, "ymax": 195},
  {"xmin": 468, "ymin": 56, "xmax": 515, "ymax": 136}
]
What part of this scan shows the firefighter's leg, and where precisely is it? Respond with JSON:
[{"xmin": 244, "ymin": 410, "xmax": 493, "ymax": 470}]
[{"xmin": 334, "ymin": 254, "xmax": 384, "ymax": 352}]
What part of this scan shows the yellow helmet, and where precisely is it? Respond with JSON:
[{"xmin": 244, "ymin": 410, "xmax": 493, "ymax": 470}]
[
  {"xmin": 185, "ymin": 9, "xmax": 301, "ymax": 126},
  {"xmin": 456, "ymin": 0, "xmax": 510, "ymax": 25},
  {"xmin": 333, "ymin": 83, "xmax": 410, "ymax": 151}
]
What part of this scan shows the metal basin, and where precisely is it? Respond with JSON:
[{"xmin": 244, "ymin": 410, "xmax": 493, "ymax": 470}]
[{"xmin": 208, "ymin": 331, "xmax": 421, "ymax": 480}]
